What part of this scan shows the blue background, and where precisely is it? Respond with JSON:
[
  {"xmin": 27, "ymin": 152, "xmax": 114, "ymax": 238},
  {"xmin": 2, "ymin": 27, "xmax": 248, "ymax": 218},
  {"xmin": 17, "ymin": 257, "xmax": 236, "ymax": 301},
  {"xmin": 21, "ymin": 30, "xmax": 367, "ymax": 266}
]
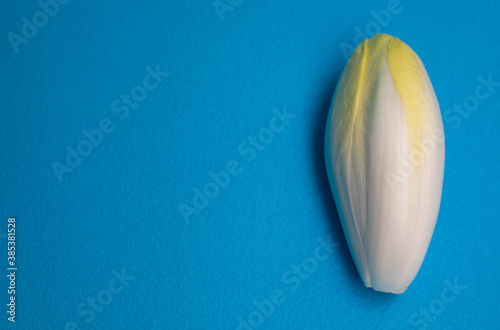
[{"xmin": 1, "ymin": 0, "xmax": 499, "ymax": 329}]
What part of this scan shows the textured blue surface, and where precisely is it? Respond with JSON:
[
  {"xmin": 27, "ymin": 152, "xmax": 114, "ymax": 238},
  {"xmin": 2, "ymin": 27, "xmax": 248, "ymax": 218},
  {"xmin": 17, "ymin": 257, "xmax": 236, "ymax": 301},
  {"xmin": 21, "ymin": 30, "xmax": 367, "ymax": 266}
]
[{"xmin": 1, "ymin": 0, "xmax": 500, "ymax": 329}]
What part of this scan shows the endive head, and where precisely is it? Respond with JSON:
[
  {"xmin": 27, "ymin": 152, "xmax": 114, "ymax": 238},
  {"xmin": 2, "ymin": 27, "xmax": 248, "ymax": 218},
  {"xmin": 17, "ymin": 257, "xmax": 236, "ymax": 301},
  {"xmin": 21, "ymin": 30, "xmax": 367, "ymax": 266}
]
[{"xmin": 325, "ymin": 34, "xmax": 445, "ymax": 293}]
